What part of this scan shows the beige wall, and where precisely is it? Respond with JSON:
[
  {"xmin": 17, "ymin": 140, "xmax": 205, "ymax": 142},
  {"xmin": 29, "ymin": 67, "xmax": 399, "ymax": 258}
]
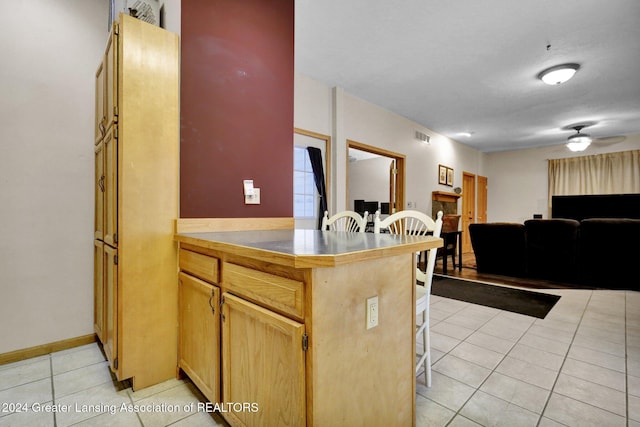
[
  {"xmin": 294, "ymin": 72, "xmax": 486, "ymax": 216},
  {"xmin": 0, "ymin": 0, "xmax": 108, "ymax": 353},
  {"xmin": 294, "ymin": 72, "xmax": 640, "ymax": 228},
  {"xmin": 0, "ymin": 0, "xmax": 182, "ymax": 357},
  {"xmin": 485, "ymin": 134, "xmax": 640, "ymax": 223},
  {"xmin": 348, "ymin": 157, "xmax": 392, "ymax": 211}
]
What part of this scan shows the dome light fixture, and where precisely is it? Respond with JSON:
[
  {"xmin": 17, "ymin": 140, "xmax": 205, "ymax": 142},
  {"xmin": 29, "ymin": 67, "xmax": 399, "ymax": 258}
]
[
  {"xmin": 538, "ymin": 63, "xmax": 580, "ymax": 85},
  {"xmin": 566, "ymin": 125, "xmax": 592, "ymax": 151}
]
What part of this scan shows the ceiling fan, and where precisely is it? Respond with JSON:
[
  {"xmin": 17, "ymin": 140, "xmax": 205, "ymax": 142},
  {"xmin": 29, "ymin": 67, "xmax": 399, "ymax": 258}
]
[{"xmin": 564, "ymin": 124, "xmax": 626, "ymax": 152}]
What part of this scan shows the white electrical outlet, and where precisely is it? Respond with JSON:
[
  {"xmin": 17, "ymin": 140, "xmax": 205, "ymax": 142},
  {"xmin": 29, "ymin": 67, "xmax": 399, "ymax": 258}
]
[
  {"xmin": 245, "ymin": 188, "xmax": 260, "ymax": 204},
  {"xmin": 366, "ymin": 296, "xmax": 379, "ymax": 329}
]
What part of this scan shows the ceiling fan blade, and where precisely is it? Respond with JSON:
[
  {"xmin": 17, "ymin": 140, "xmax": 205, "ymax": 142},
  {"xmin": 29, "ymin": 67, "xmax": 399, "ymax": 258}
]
[{"xmin": 593, "ymin": 136, "xmax": 626, "ymax": 146}]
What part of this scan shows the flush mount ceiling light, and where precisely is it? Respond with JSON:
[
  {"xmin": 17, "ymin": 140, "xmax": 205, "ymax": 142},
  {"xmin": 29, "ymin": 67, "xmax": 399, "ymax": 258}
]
[
  {"xmin": 566, "ymin": 125, "xmax": 592, "ymax": 151},
  {"xmin": 538, "ymin": 63, "xmax": 580, "ymax": 85}
]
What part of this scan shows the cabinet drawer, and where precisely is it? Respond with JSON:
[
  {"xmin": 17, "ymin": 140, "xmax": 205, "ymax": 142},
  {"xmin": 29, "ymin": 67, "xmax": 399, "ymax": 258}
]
[
  {"xmin": 179, "ymin": 249, "xmax": 219, "ymax": 284},
  {"xmin": 223, "ymin": 262, "xmax": 304, "ymax": 320}
]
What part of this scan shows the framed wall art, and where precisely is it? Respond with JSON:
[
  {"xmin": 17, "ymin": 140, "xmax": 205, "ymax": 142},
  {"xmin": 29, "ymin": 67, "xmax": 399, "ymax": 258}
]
[
  {"xmin": 446, "ymin": 167, "xmax": 454, "ymax": 187},
  {"xmin": 438, "ymin": 165, "xmax": 447, "ymax": 185}
]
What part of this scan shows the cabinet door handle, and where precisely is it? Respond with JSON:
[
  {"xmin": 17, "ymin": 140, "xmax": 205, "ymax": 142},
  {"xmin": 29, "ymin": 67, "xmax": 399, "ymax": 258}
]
[{"xmin": 209, "ymin": 289, "xmax": 216, "ymax": 315}]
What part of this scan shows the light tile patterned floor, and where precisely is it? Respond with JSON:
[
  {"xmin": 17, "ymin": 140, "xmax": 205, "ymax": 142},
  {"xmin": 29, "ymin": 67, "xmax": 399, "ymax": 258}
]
[
  {"xmin": 419, "ymin": 283, "xmax": 640, "ymax": 427},
  {"xmin": 1, "ymin": 284, "xmax": 639, "ymax": 426}
]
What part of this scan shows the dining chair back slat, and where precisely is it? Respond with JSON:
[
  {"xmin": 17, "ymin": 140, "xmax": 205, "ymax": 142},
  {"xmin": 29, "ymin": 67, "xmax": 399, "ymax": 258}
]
[{"xmin": 321, "ymin": 210, "xmax": 368, "ymax": 233}]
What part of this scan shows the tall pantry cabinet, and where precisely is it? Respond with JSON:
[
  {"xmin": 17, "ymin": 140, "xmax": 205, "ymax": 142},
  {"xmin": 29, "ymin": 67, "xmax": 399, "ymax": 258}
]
[{"xmin": 93, "ymin": 13, "xmax": 180, "ymax": 390}]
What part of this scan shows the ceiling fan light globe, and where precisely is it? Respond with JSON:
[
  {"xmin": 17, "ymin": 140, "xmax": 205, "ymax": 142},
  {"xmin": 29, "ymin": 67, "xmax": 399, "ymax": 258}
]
[
  {"xmin": 566, "ymin": 140, "xmax": 591, "ymax": 151},
  {"xmin": 539, "ymin": 64, "xmax": 580, "ymax": 85}
]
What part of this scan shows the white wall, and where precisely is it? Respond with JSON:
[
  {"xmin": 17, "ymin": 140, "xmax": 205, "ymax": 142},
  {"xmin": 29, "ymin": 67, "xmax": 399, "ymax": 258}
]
[
  {"xmin": 0, "ymin": 0, "xmax": 108, "ymax": 353},
  {"xmin": 295, "ymin": 73, "xmax": 486, "ymax": 216},
  {"xmin": 485, "ymin": 134, "xmax": 640, "ymax": 223},
  {"xmin": 295, "ymin": 73, "xmax": 640, "ymax": 227},
  {"xmin": 0, "ymin": 1, "xmax": 181, "ymax": 355},
  {"xmin": 348, "ymin": 157, "xmax": 392, "ymax": 210},
  {"xmin": 294, "ymin": 73, "xmax": 333, "ymax": 136},
  {"xmin": 113, "ymin": 0, "xmax": 179, "ymax": 33},
  {"xmin": 160, "ymin": 0, "xmax": 181, "ymax": 35}
]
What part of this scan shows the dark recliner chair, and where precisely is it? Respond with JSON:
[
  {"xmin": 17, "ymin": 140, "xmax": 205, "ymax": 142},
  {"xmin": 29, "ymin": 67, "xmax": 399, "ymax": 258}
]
[
  {"xmin": 524, "ymin": 219, "xmax": 580, "ymax": 284},
  {"xmin": 580, "ymin": 218, "xmax": 640, "ymax": 289},
  {"xmin": 469, "ymin": 223, "xmax": 527, "ymax": 277}
]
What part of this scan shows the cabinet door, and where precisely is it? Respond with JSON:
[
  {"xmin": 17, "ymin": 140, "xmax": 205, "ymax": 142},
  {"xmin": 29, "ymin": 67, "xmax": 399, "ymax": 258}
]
[
  {"xmin": 94, "ymin": 140, "xmax": 105, "ymax": 240},
  {"xmin": 222, "ymin": 293, "xmax": 306, "ymax": 427},
  {"xmin": 104, "ymin": 244, "xmax": 118, "ymax": 373},
  {"xmin": 104, "ymin": 25, "xmax": 118, "ymax": 132},
  {"xmin": 95, "ymin": 61, "xmax": 105, "ymax": 144},
  {"xmin": 103, "ymin": 128, "xmax": 117, "ymax": 247},
  {"xmin": 179, "ymin": 273, "xmax": 220, "ymax": 404},
  {"xmin": 94, "ymin": 240, "xmax": 105, "ymax": 343}
]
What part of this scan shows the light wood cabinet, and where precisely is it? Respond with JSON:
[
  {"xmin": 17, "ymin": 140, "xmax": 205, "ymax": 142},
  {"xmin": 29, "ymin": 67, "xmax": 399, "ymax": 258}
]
[
  {"xmin": 177, "ymin": 247, "xmax": 307, "ymax": 427},
  {"xmin": 95, "ymin": 26, "xmax": 117, "ymax": 143},
  {"xmin": 104, "ymin": 26, "xmax": 118, "ymax": 135},
  {"xmin": 94, "ymin": 140, "xmax": 104, "ymax": 241},
  {"xmin": 93, "ymin": 13, "xmax": 179, "ymax": 390},
  {"xmin": 173, "ymin": 228, "xmax": 442, "ymax": 427},
  {"xmin": 223, "ymin": 262, "xmax": 304, "ymax": 321},
  {"xmin": 93, "ymin": 240, "xmax": 105, "ymax": 342},
  {"xmin": 94, "ymin": 61, "xmax": 105, "ymax": 144},
  {"xmin": 103, "ymin": 243, "xmax": 117, "ymax": 371},
  {"xmin": 222, "ymin": 293, "xmax": 306, "ymax": 427},
  {"xmin": 178, "ymin": 272, "xmax": 220, "ymax": 404},
  {"xmin": 102, "ymin": 127, "xmax": 117, "ymax": 247}
]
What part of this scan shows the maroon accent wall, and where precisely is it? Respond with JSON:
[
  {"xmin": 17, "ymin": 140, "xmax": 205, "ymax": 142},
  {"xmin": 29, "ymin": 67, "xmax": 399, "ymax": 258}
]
[{"xmin": 180, "ymin": 0, "xmax": 294, "ymax": 218}]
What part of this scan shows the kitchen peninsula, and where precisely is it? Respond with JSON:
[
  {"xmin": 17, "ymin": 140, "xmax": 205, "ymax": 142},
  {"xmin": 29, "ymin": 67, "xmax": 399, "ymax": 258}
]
[{"xmin": 175, "ymin": 227, "xmax": 442, "ymax": 427}]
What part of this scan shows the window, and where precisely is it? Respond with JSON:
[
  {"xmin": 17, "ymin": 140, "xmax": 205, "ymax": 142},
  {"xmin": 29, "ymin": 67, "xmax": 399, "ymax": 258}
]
[{"xmin": 294, "ymin": 146, "xmax": 316, "ymax": 218}]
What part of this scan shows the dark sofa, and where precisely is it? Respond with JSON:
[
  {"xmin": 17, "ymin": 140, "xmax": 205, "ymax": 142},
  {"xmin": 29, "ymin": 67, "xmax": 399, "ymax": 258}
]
[{"xmin": 469, "ymin": 218, "xmax": 640, "ymax": 290}]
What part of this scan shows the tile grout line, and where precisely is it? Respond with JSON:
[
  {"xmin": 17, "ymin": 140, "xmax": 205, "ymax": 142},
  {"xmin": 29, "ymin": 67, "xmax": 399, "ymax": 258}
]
[
  {"xmin": 458, "ymin": 312, "xmax": 542, "ymax": 425},
  {"xmin": 126, "ymin": 381, "xmax": 147, "ymax": 427},
  {"xmin": 436, "ymin": 294, "xmax": 592, "ymax": 426},
  {"xmin": 625, "ymin": 291, "xmax": 629, "ymax": 427},
  {"xmin": 429, "ymin": 304, "xmax": 522, "ymax": 427},
  {"xmin": 535, "ymin": 290, "xmax": 594, "ymax": 427},
  {"xmin": 49, "ymin": 353, "xmax": 57, "ymax": 427}
]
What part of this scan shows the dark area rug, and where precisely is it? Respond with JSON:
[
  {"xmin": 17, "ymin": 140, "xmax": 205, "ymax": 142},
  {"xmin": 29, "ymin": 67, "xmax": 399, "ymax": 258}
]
[{"xmin": 431, "ymin": 275, "xmax": 561, "ymax": 319}]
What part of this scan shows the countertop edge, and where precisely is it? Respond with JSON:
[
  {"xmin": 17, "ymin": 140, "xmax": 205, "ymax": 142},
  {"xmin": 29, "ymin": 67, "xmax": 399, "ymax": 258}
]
[{"xmin": 174, "ymin": 233, "xmax": 443, "ymax": 269}]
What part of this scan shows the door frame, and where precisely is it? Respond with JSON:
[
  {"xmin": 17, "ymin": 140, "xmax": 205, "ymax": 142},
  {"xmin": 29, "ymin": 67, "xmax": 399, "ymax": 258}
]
[
  {"xmin": 294, "ymin": 127, "xmax": 331, "ymax": 214},
  {"xmin": 346, "ymin": 140, "xmax": 405, "ymax": 213},
  {"xmin": 477, "ymin": 175, "xmax": 488, "ymax": 224},
  {"xmin": 461, "ymin": 172, "xmax": 476, "ymax": 253}
]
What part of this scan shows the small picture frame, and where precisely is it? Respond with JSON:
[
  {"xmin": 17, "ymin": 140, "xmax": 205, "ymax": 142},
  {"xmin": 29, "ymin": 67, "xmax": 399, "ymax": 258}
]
[
  {"xmin": 438, "ymin": 165, "xmax": 447, "ymax": 185},
  {"xmin": 446, "ymin": 167, "xmax": 454, "ymax": 187}
]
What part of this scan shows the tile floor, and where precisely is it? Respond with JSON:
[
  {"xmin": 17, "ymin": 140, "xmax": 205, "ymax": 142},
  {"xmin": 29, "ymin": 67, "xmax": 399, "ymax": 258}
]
[
  {"xmin": 1, "ymin": 283, "xmax": 639, "ymax": 426},
  {"xmin": 0, "ymin": 345, "xmax": 227, "ymax": 427}
]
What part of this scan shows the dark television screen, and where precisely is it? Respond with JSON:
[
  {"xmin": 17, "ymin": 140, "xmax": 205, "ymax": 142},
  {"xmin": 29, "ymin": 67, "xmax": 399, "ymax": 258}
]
[
  {"xmin": 363, "ymin": 201, "xmax": 379, "ymax": 214},
  {"xmin": 551, "ymin": 194, "xmax": 640, "ymax": 221}
]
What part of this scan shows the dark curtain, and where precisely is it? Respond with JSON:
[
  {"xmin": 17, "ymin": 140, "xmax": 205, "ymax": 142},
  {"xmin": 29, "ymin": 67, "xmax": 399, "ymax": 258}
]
[{"xmin": 307, "ymin": 147, "xmax": 327, "ymax": 229}]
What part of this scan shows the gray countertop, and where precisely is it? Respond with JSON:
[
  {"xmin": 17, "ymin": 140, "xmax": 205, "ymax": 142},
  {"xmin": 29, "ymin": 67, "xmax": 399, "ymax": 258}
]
[{"xmin": 175, "ymin": 229, "xmax": 442, "ymax": 268}]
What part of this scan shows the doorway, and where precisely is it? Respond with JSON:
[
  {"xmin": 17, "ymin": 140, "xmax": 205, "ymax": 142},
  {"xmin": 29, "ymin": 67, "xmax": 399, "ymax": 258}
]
[
  {"xmin": 461, "ymin": 172, "xmax": 476, "ymax": 252},
  {"xmin": 477, "ymin": 175, "xmax": 488, "ymax": 224},
  {"xmin": 347, "ymin": 140, "xmax": 405, "ymax": 215},
  {"xmin": 294, "ymin": 128, "xmax": 331, "ymax": 229}
]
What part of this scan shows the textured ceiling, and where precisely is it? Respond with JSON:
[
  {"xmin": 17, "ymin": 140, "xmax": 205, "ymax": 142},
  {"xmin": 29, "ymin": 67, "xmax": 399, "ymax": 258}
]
[{"xmin": 295, "ymin": 0, "xmax": 640, "ymax": 153}]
